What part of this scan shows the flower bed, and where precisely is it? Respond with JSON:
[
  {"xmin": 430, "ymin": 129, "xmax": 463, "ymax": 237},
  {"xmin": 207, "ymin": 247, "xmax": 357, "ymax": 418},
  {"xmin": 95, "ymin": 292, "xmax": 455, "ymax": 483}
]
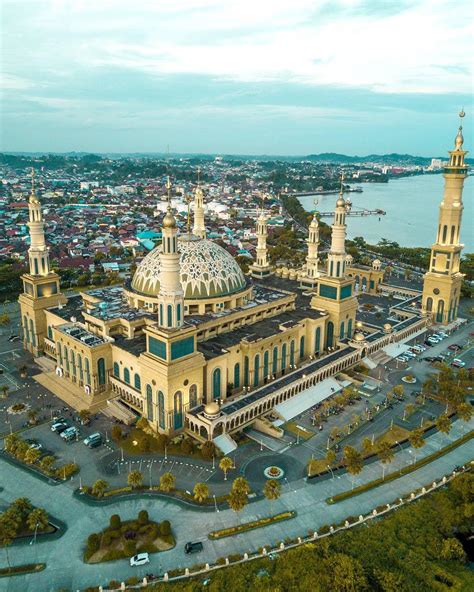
[
  {"xmin": 327, "ymin": 430, "xmax": 473, "ymax": 504},
  {"xmin": 208, "ymin": 511, "xmax": 296, "ymax": 540}
]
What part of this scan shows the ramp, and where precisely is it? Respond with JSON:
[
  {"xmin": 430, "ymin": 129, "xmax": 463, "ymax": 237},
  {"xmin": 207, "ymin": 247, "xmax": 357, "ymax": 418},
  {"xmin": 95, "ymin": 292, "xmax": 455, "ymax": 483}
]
[
  {"xmin": 244, "ymin": 428, "xmax": 293, "ymax": 453},
  {"xmin": 213, "ymin": 433, "xmax": 237, "ymax": 455},
  {"xmin": 274, "ymin": 377, "xmax": 342, "ymax": 423},
  {"xmin": 102, "ymin": 398, "xmax": 137, "ymax": 424}
]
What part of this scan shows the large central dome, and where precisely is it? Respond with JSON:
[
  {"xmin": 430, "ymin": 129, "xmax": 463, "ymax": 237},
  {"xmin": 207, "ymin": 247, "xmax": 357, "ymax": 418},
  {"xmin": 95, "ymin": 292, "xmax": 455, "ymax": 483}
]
[{"xmin": 131, "ymin": 234, "xmax": 247, "ymax": 300}]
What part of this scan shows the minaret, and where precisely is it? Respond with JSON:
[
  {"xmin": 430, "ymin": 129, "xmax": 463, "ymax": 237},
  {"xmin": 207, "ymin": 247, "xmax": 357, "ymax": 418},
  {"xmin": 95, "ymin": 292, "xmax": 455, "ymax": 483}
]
[
  {"xmin": 250, "ymin": 205, "xmax": 273, "ymax": 278},
  {"xmin": 305, "ymin": 213, "xmax": 320, "ymax": 281},
  {"xmin": 157, "ymin": 178, "xmax": 184, "ymax": 329},
  {"xmin": 327, "ymin": 177, "xmax": 349, "ymax": 279},
  {"xmin": 27, "ymin": 170, "xmax": 51, "ymax": 276},
  {"xmin": 310, "ymin": 174, "xmax": 357, "ymax": 348},
  {"xmin": 193, "ymin": 167, "xmax": 206, "ymax": 239},
  {"xmin": 422, "ymin": 110, "xmax": 468, "ymax": 324},
  {"xmin": 19, "ymin": 170, "xmax": 66, "ymax": 355}
]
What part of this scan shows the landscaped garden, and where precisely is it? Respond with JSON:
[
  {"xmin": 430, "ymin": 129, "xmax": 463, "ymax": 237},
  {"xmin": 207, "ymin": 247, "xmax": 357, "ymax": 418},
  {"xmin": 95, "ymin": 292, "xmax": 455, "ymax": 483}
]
[{"xmin": 84, "ymin": 510, "xmax": 174, "ymax": 564}]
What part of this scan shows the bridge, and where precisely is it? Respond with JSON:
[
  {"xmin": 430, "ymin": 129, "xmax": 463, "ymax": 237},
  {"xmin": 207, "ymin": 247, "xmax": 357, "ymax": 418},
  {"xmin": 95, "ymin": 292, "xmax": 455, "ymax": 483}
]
[{"xmin": 316, "ymin": 208, "xmax": 386, "ymax": 218}]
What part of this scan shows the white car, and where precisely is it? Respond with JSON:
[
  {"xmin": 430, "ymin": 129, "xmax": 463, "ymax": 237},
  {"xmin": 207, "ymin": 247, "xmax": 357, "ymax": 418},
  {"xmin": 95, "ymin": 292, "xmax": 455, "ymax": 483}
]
[{"xmin": 130, "ymin": 553, "xmax": 150, "ymax": 567}]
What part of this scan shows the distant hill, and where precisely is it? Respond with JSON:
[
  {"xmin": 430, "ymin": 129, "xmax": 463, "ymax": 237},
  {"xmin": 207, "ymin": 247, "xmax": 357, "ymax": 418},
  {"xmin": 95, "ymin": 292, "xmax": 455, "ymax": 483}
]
[{"xmin": 304, "ymin": 152, "xmax": 460, "ymax": 165}]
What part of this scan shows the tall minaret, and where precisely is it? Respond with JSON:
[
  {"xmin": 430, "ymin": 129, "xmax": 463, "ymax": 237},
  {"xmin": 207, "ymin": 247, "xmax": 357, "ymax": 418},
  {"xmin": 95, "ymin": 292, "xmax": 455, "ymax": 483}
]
[
  {"xmin": 250, "ymin": 205, "xmax": 273, "ymax": 278},
  {"xmin": 158, "ymin": 178, "xmax": 184, "ymax": 329},
  {"xmin": 193, "ymin": 167, "xmax": 206, "ymax": 239},
  {"xmin": 305, "ymin": 213, "xmax": 320, "ymax": 280},
  {"xmin": 327, "ymin": 176, "xmax": 349, "ymax": 279},
  {"xmin": 19, "ymin": 169, "xmax": 66, "ymax": 355},
  {"xmin": 422, "ymin": 111, "xmax": 468, "ymax": 324},
  {"xmin": 27, "ymin": 170, "xmax": 51, "ymax": 276}
]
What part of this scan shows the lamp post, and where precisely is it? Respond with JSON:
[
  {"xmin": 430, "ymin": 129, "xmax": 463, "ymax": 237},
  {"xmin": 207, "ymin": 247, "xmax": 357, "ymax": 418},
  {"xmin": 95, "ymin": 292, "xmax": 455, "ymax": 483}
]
[
  {"xmin": 213, "ymin": 494, "xmax": 219, "ymax": 513},
  {"xmin": 149, "ymin": 462, "xmax": 152, "ymax": 490}
]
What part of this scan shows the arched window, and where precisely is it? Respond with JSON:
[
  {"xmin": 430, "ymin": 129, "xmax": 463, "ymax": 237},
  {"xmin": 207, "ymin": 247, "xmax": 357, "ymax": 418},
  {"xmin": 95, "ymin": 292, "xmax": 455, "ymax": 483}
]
[
  {"xmin": 167, "ymin": 305, "xmax": 172, "ymax": 327},
  {"xmin": 272, "ymin": 347, "xmax": 278, "ymax": 375},
  {"xmin": 71, "ymin": 351, "xmax": 76, "ymax": 377},
  {"xmin": 263, "ymin": 351, "xmax": 269, "ymax": 379},
  {"xmin": 48, "ymin": 326, "xmax": 53, "ymax": 340},
  {"xmin": 281, "ymin": 343, "xmax": 287, "ymax": 371},
  {"xmin": 426, "ymin": 297, "xmax": 433, "ymax": 312},
  {"xmin": 134, "ymin": 373, "xmax": 141, "ymax": 391},
  {"xmin": 174, "ymin": 391, "xmax": 183, "ymax": 429},
  {"xmin": 146, "ymin": 384, "xmax": 153, "ymax": 421},
  {"xmin": 326, "ymin": 322, "xmax": 334, "ymax": 348},
  {"xmin": 290, "ymin": 340, "xmax": 295, "ymax": 367},
  {"xmin": 212, "ymin": 368, "xmax": 221, "ymax": 399},
  {"xmin": 244, "ymin": 356, "xmax": 250, "ymax": 387},
  {"xmin": 233, "ymin": 363, "xmax": 240, "ymax": 389},
  {"xmin": 85, "ymin": 358, "xmax": 91, "ymax": 385},
  {"xmin": 57, "ymin": 342, "xmax": 62, "ymax": 365},
  {"xmin": 157, "ymin": 391, "xmax": 165, "ymax": 429},
  {"xmin": 177, "ymin": 303, "xmax": 181, "ymax": 323},
  {"xmin": 253, "ymin": 354, "xmax": 260, "ymax": 387},
  {"xmin": 64, "ymin": 345, "xmax": 70, "ymax": 372},
  {"xmin": 340, "ymin": 321, "xmax": 345, "ymax": 340},
  {"xmin": 189, "ymin": 384, "xmax": 198, "ymax": 408},
  {"xmin": 436, "ymin": 300, "xmax": 445, "ymax": 323},
  {"xmin": 23, "ymin": 316, "xmax": 30, "ymax": 344},
  {"xmin": 442, "ymin": 225, "xmax": 447, "ymax": 243},
  {"xmin": 450, "ymin": 225, "xmax": 455, "ymax": 243},
  {"xmin": 29, "ymin": 319, "xmax": 36, "ymax": 347},
  {"xmin": 315, "ymin": 327, "xmax": 321, "ymax": 353},
  {"xmin": 113, "ymin": 362, "xmax": 120, "ymax": 378},
  {"xmin": 347, "ymin": 319, "xmax": 353, "ymax": 338},
  {"xmin": 159, "ymin": 304, "xmax": 163, "ymax": 325},
  {"xmin": 97, "ymin": 358, "xmax": 106, "ymax": 386},
  {"xmin": 123, "ymin": 367, "xmax": 130, "ymax": 384},
  {"xmin": 77, "ymin": 355, "xmax": 83, "ymax": 381},
  {"xmin": 299, "ymin": 336, "xmax": 305, "ymax": 361},
  {"xmin": 336, "ymin": 261, "xmax": 341, "ymax": 277}
]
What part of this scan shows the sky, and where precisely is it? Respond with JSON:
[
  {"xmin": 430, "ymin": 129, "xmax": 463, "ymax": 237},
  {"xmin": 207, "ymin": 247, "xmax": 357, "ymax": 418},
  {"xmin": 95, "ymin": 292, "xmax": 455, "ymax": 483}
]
[{"xmin": 1, "ymin": 0, "xmax": 473, "ymax": 155}]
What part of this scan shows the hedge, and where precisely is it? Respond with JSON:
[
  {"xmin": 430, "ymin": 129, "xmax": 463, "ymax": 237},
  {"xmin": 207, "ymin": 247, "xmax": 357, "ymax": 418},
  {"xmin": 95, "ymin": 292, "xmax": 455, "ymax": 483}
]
[
  {"xmin": 208, "ymin": 511, "xmax": 296, "ymax": 540},
  {"xmin": 327, "ymin": 430, "xmax": 473, "ymax": 504},
  {"xmin": 0, "ymin": 563, "xmax": 46, "ymax": 578}
]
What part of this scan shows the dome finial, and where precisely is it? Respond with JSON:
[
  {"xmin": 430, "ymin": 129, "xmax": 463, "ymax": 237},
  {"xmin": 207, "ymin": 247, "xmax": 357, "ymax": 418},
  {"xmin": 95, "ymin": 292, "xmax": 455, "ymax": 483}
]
[
  {"xmin": 196, "ymin": 165, "xmax": 201, "ymax": 186},
  {"xmin": 455, "ymin": 109, "xmax": 465, "ymax": 150},
  {"xmin": 336, "ymin": 173, "xmax": 345, "ymax": 208},
  {"xmin": 29, "ymin": 167, "xmax": 39, "ymax": 203}
]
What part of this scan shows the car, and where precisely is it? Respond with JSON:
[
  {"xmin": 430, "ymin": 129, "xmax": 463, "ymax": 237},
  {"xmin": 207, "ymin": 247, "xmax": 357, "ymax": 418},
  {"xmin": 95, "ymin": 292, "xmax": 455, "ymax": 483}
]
[
  {"xmin": 60, "ymin": 426, "xmax": 79, "ymax": 440},
  {"xmin": 25, "ymin": 439, "xmax": 42, "ymax": 450},
  {"xmin": 51, "ymin": 421, "xmax": 69, "ymax": 433},
  {"xmin": 448, "ymin": 344, "xmax": 461, "ymax": 351},
  {"xmin": 424, "ymin": 341, "xmax": 433, "ymax": 347},
  {"xmin": 428, "ymin": 336, "xmax": 440, "ymax": 343},
  {"xmin": 438, "ymin": 332, "xmax": 448, "ymax": 338},
  {"xmin": 423, "ymin": 356, "xmax": 435, "ymax": 362},
  {"xmin": 396, "ymin": 356, "xmax": 407, "ymax": 362},
  {"xmin": 8, "ymin": 335, "xmax": 19, "ymax": 342},
  {"xmin": 451, "ymin": 359, "xmax": 466, "ymax": 368},
  {"xmin": 405, "ymin": 351, "xmax": 416, "ymax": 358},
  {"xmin": 83, "ymin": 432, "xmax": 102, "ymax": 447},
  {"xmin": 185, "ymin": 541, "xmax": 204, "ymax": 554},
  {"xmin": 130, "ymin": 553, "xmax": 150, "ymax": 567}
]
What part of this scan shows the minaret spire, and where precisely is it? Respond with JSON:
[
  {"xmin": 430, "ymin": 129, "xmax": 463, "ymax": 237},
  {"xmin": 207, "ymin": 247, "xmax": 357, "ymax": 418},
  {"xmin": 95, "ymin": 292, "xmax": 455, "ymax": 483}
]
[
  {"xmin": 158, "ymin": 178, "xmax": 184, "ymax": 329},
  {"xmin": 27, "ymin": 168, "xmax": 51, "ymax": 276},
  {"xmin": 249, "ymin": 195, "xmax": 273, "ymax": 278},
  {"xmin": 193, "ymin": 166, "xmax": 206, "ymax": 239},
  {"xmin": 305, "ymin": 202, "xmax": 320, "ymax": 281},
  {"xmin": 422, "ymin": 110, "xmax": 468, "ymax": 324},
  {"xmin": 327, "ymin": 173, "xmax": 350, "ymax": 279}
]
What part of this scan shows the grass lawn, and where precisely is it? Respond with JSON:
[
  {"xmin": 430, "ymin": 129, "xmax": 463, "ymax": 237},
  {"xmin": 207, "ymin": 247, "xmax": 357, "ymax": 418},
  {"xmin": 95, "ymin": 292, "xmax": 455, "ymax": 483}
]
[
  {"xmin": 375, "ymin": 425, "xmax": 411, "ymax": 446},
  {"xmin": 308, "ymin": 459, "xmax": 330, "ymax": 476},
  {"xmin": 119, "ymin": 428, "xmax": 216, "ymax": 461}
]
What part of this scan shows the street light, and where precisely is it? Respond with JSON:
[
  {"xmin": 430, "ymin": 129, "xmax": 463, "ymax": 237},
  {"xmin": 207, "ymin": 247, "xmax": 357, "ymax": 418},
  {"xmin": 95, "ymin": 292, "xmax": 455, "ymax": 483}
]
[{"xmin": 213, "ymin": 494, "xmax": 219, "ymax": 513}]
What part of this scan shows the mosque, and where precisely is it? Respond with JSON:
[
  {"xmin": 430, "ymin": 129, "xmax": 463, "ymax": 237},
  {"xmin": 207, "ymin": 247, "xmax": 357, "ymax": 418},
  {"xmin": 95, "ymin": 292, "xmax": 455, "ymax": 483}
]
[{"xmin": 18, "ymin": 115, "xmax": 468, "ymax": 446}]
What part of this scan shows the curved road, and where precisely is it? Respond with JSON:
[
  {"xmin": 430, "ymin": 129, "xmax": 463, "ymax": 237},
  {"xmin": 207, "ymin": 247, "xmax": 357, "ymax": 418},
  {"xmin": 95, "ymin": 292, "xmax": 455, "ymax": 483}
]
[{"xmin": 0, "ymin": 418, "xmax": 473, "ymax": 592}]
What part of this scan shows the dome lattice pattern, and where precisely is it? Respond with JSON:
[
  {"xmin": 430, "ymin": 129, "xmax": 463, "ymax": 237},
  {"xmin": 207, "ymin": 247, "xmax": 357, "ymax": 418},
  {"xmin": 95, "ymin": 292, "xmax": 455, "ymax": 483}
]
[{"xmin": 131, "ymin": 235, "xmax": 246, "ymax": 300}]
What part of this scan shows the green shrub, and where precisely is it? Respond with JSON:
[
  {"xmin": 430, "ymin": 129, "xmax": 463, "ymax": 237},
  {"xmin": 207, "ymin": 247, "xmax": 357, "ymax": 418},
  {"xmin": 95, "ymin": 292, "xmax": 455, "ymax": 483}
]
[
  {"xmin": 180, "ymin": 438, "xmax": 194, "ymax": 454},
  {"xmin": 137, "ymin": 542, "xmax": 157, "ymax": 553},
  {"xmin": 319, "ymin": 525, "xmax": 330, "ymax": 534},
  {"xmin": 228, "ymin": 553, "xmax": 243, "ymax": 563},
  {"xmin": 108, "ymin": 580, "xmax": 120, "ymax": 590},
  {"xmin": 125, "ymin": 576, "xmax": 139, "ymax": 585},
  {"xmin": 124, "ymin": 540, "xmax": 136, "ymax": 556},
  {"xmin": 87, "ymin": 533, "xmax": 100, "ymax": 553},
  {"xmin": 109, "ymin": 514, "xmax": 121, "ymax": 529},
  {"xmin": 160, "ymin": 520, "xmax": 171, "ymax": 536},
  {"xmin": 149, "ymin": 524, "xmax": 160, "ymax": 539},
  {"xmin": 201, "ymin": 440, "xmax": 215, "ymax": 459},
  {"xmin": 216, "ymin": 557, "xmax": 227, "ymax": 565},
  {"xmin": 168, "ymin": 568, "xmax": 185, "ymax": 577},
  {"xmin": 101, "ymin": 532, "xmax": 114, "ymax": 546},
  {"xmin": 191, "ymin": 562, "xmax": 207, "ymax": 572},
  {"xmin": 138, "ymin": 509, "xmax": 149, "ymax": 525}
]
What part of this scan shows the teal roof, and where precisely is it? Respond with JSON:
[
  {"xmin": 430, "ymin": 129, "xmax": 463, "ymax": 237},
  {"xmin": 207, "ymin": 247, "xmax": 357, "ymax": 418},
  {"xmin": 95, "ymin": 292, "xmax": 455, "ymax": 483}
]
[{"xmin": 137, "ymin": 230, "xmax": 161, "ymax": 239}]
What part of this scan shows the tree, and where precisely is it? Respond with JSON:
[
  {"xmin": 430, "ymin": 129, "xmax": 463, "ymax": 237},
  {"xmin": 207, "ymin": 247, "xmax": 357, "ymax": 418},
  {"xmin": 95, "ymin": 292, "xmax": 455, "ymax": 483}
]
[
  {"xmin": 109, "ymin": 514, "xmax": 121, "ymax": 529},
  {"xmin": 24, "ymin": 447, "xmax": 41, "ymax": 465},
  {"xmin": 409, "ymin": 428, "xmax": 425, "ymax": 462},
  {"xmin": 362, "ymin": 437, "xmax": 373, "ymax": 457},
  {"xmin": 11, "ymin": 497, "xmax": 32, "ymax": 518},
  {"xmin": 228, "ymin": 488, "xmax": 248, "ymax": 513},
  {"xmin": 79, "ymin": 409, "xmax": 91, "ymax": 425},
  {"xmin": 27, "ymin": 409, "xmax": 38, "ymax": 425},
  {"xmin": 0, "ymin": 513, "xmax": 17, "ymax": 569},
  {"xmin": 219, "ymin": 456, "xmax": 234, "ymax": 481},
  {"xmin": 4, "ymin": 433, "xmax": 19, "ymax": 453},
  {"xmin": 326, "ymin": 449, "xmax": 337, "ymax": 467},
  {"xmin": 232, "ymin": 477, "xmax": 250, "ymax": 495},
  {"xmin": 111, "ymin": 425, "xmax": 122, "ymax": 442},
  {"xmin": 87, "ymin": 533, "xmax": 100, "ymax": 554},
  {"xmin": 91, "ymin": 479, "xmax": 108, "ymax": 498},
  {"xmin": 393, "ymin": 385, "xmax": 404, "ymax": 398},
  {"xmin": 136, "ymin": 417, "xmax": 149, "ymax": 431},
  {"xmin": 160, "ymin": 520, "xmax": 171, "ymax": 536},
  {"xmin": 27, "ymin": 508, "xmax": 49, "ymax": 532},
  {"xmin": 263, "ymin": 479, "xmax": 281, "ymax": 513},
  {"xmin": 138, "ymin": 510, "xmax": 149, "ymax": 525},
  {"xmin": 0, "ymin": 385, "xmax": 9, "ymax": 399},
  {"xmin": 40, "ymin": 455, "xmax": 55, "ymax": 473},
  {"xmin": 159, "ymin": 471, "xmax": 175, "ymax": 492},
  {"xmin": 376, "ymin": 441, "xmax": 394, "ymax": 480},
  {"xmin": 436, "ymin": 413, "xmax": 451, "ymax": 435},
  {"xmin": 193, "ymin": 482, "xmax": 209, "ymax": 503},
  {"xmin": 127, "ymin": 470, "xmax": 143, "ymax": 489},
  {"xmin": 456, "ymin": 402, "xmax": 472, "ymax": 431},
  {"xmin": 440, "ymin": 538, "xmax": 466, "ymax": 562},
  {"xmin": 343, "ymin": 446, "xmax": 364, "ymax": 490}
]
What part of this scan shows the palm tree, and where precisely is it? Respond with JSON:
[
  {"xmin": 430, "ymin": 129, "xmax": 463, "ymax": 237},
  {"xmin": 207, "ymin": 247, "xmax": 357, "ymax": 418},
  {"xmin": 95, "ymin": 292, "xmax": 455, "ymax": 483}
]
[
  {"xmin": 362, "ymin": 437, "xmax": 373, "ymax": 457},
  {"xmin": 436, "ymin": 413, "xmax": 451, "ymax": 435},
  {"xmin": 91, "ymin": 479, "xmax": 108, "ymax": 498},
  {"xmin": 11, "ymin": 498, "xmax": 32, "ymax": 518},
  {"xmin": 232, "ymin": 477, "xmax": 250, "ymax": 496},
  {"xmin": 127, "ymin": 470, "xmax": 143, "ymax": 489},
  {"xmin": 408, "ymin": 428, "xmax": 425, "ymax": 463},
  {"xmin": 263, "ymin": 479, "xmax": 281, "ymax": 513},
  {"xmin": 0, "ymin": 385, "xmax": 9, "ymax": 399},
  {"xmin": 4, "ymin": 433, "xmax": 19, "ymax": 453},
  {"xmin": 27, "ymin": 409, "xmax": 38, "ymax": 425},
  {"xmin": 219, "ymin": 456, "xmax": 233, "ymax": 481},
  {"xmin": 24, "ymin": 447, "xmax": 41, "ymax": 465},
  {"xmin": 376, "ymin": 441, "xmax": 394, "ymax": 480},
  {"xmin": 26, "ymin": 508, "xmax": 49, "ymax": 532},
  {"xmin": 159, "ymin": 471, "xmax": 176, "ymax": 492},
  {"xmin": 307, "ymin": 459, "xmax": 320, "ymax": 477},
  {"xmin": 456, "ymin": 403, "xmax": 472, "ymax": 432},
  {"xmin": 40, "ymin": 455, "xmax": 55, "ymax": 474},
  {"xmin": 228, "ymin": 488, "xmax": 247, "ymax": 513},
  {"xmin": 0, "ymin": 514, "xmax": 17, "ymax": 570},
  {"xmin": 193, "ymin": 482, "xmax": 209, "ymax": 503},
  {"xmin": 343, "ymin": 446, "xmax": 364, "ymax": 490},
  {"xmin": 326, "ymin": 449, "xmax": 336, "ymax": 466}
]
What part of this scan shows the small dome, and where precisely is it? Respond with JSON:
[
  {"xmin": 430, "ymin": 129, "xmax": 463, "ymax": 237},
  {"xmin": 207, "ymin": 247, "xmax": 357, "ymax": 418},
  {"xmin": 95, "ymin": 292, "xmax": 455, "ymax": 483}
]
[
  {"xmin": 353, "ymin": 332, "xmax": 365, "ymax": 342},
  {"xmin": 383, "ymin": 323, "xmax": 392, "ymax": 332},
  {"xmin": 163, "ymin": 208, "xmax": 176, "ymax": 229},
  {"xmin": 372, "ymin": 258, "xmax": 381, "ymax": 270},
  {"xmin": 356, "ymin": 320, "xmax": 363, "ymax": 329},
  {"xmin": 204, "ymin": 401, "xmax": 220, "ymax": 418},
  {"xmin": 336, "ymin": 196, "xmax": 345, "ymax": 208},
  {"xmin": 345, "ymin": 254, "xmax": 353, "ymax": 263}
]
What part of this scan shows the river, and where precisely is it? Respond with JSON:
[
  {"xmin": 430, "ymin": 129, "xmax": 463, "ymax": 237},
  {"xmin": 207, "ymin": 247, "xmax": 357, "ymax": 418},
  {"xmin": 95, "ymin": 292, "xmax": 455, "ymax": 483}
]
[{"xmin": 297, "ymin": 174, "xmax": 473, "ymax": 252}]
